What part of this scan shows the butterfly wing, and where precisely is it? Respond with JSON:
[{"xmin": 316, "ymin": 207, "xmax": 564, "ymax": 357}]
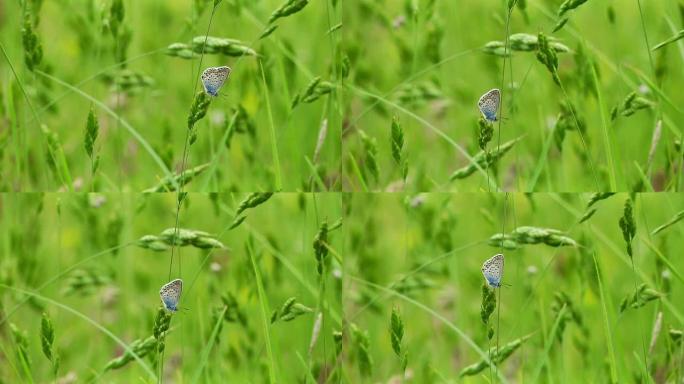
[
  {"xmin": 159, "ymin": 279, "xmax": 183, "ymax": 311},
  {"xmin": 201, "ymin": 66, "xmax": 231, "ymax": 96},
  {"xmin": 481, "ymin": 254, "xmax": 504, "ymax": 287},
  {"xmin": 478, "ymin": 89, "xmax": 501, "ymax": 122}
]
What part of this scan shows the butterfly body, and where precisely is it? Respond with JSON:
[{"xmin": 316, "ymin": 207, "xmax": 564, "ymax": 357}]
[
  {"xmin": 481, "ymin": 254, "xmax": 504, "ymax": 288},
  {"xmin": 478, "ymin": 88, "xmax": 501, "ymax": 122},
  {"xmin": 201, "ymin": 66, "xmax": 231, "ymax": 97},
  {"xmin": 159, "ymin": 279, "xmax": 183, "ymax": 312}
]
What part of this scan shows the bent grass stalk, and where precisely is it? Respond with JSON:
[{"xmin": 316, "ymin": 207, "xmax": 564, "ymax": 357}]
[
  {"xmin": 35, "ymin": 71, "xmax": 176, "ymax": 189},
  {"xmin": 0, "ymin": 285, "xmax": 157, "ymax": 381},
  {"xmin": 347, "ymin": 275, "xmax": 510, "ymax": 384},
  {"xmin": 346, "ymin": 84, "xmax": 497, "ymax": 189}
]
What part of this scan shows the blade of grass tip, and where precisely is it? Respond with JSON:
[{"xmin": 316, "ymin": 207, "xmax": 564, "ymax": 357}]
[
  {"xmin": 34, "ymin": 71, "xmax": 177, "ymax": 189},
  {"xmin": 346, "ymin": 84, "xmax": 497, "ymax": 189},
  {"xmin": 191, "ymin": 307, "xmax": 227, "ymax": 384},
  {"xmin": 347, "ymin": 152, "xmax": 369, "ymax": 192},
  {"xmin": 246, "ymin": 242, "xmax": 278, "ymax": 383},
  {"xmin": 258, "ymin": 59, "xmax": 282, "ymax": 190},
  {"xmin": 348, "ymin": 275, "xmax": 510, "ymax": 384},
  {"xmin": 532, "ymin": 305, "xmax": 568, "ymax": 382},
  {"xmin": 592, "ymin": 254, "xmax": 619, "ymax": 383},
  {"xmin": 304, "ymin": 156, "xmax": 328, "ymax": 191},
  {"xmin": 0, "ymin": 284, "xmax": 157, "ymax": 381},
  {"xmin": 633, "ymin": 161, "xmax": 655, "ymax": 192},
  {"xmin": 590, "ymin": 65, "xmax": 617, "ymax": 191},
  {"xmin": 295, "ymin": 351, "xmax": 318, "ymax": 384}
]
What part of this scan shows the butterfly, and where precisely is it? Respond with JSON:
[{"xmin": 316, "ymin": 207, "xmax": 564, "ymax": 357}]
[
  {"xmin": 481, "ymin": 253, "xmax": 504, "ymax": 288},
  {"xmin": 478, "ymin": 88, "xmax": 501, "ymax": 122},
  {"xmin": 159, "ymin": 279, "xmax": 183, "ymax": 312},
  {"xmin": 201, "ymin": 66, "xmax": 231, "ymax": 97}
]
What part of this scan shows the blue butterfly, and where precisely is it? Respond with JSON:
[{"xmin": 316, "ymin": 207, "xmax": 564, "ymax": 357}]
[
  {"xmin": 159, "ymin": 279, "xmax": 183, "ymax": 312},
  {"xmin": 201, "ymin": 66, "xmax": 231, "ymax": 97},
  {"xmin": 481, "ymin": 254, "xmax": 504, "ymax": 288},
  {"xmin": 478, "ymin": 88, "xmax": 501, "ymax": 122}
]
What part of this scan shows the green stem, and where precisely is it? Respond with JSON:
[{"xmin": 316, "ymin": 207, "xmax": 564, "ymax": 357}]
[
  {"xmin": 247, "ymin": 242, "xmax": 278, "ymax": 383},
  {"xmin": 259, "ymin": 59, "xmax": 283, "ymax": 190}
]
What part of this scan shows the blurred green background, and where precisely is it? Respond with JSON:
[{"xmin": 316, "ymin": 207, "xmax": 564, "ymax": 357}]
[
  {"xmin": 0, "ymin": 192, "xmax": 343, "ymax": 382},
  {"xmin": 342, "ymin": 0, "xmax": 683, "ymax": 192},
  {"xmin": 1, "ymin": 0, "xmax": 341, "ymax": 192},
  {"xmin": 343, "ymin": 192, "xmax": 684, "ymax": 382}
]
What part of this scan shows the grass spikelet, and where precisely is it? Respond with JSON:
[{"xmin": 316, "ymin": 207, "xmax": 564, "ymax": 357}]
[
  {"xmin": 478, "ymin": 118, "xmax": 494, "ymax": 151},
  {"xmin": 483, "ymin": 33, "xmax": 570, "ymax": 56},
  {"xmin": 351, "ymin": 323, "xmax": 373, "ymax": 377},
  {"xmin": 10, "ymin": 323, "xmax": 32, "ymax": 379},
  {"xmin": 459, "ymin": 335, "xmax": 532, "ymax": 377},
  {"xmin": 394, "ymin": 80, "xmax": 444, "ymax": 106},
  {"xmin": 449, "ymin": 137, "xmax": 522, "ymax": 180},
  {"xmin": 21, "ymin": 4, "xmax": 43, "ymax": 71},
  {"xmin": 291, "ymin": 77, "xmax": 334, "ymax": 109},
  {"xmin": 166, "ymin": 36, "xmax": 257, "ymax": 59},
  {"xmin": 269, "ymin": 0, "xmax": 310, "ymax": 24},
  {"xmin": 551, "ymin": 292, "xmax": 586, "ymax": 342},
  {"xmin": 648, "ymin": 311, "xmax": 663, "ymax": 355},
  {"xmin": 42, "ymin": 124, "xmax": 72, "ymax": 190},
  {"xmin": 187, "ymin": 91, "xmax": 211, "ymax": 131},
  {"xmin": 63, "ymin": 269, "xmax": 110, "ymax": 296},
  {"xmin": 103, "ymin": 336, "xmax": 157, "ymax": 371},
  {"xmin": 651, "ymin": 209, "xmax": 684, "ymax": 235},
  {"xmin": 390, "ymin": 116, "xmax": 408, "ymax": 181},
  {"xmin": 587, "ymin": 192, "xmax": 615, "ymax": 208},
  {"xmin": 553, "ymin": 0, "xmax": 589, "ymax": 32},
  {"xmin": 558, "ymin": 0, "xmax": 589, "ymax": 18},
  {"xmin": 229, "ymin": 192, "xmax": 274, "ymax": 229},
  {"xmin": 536, "ymin": 32, "xmax": 561, "ymax": 86},
  {"xmin": 307, "ymin": 312, "xmax": 323, "ymax": 355},
  {"xmin": 40, "ymin": 312, "xmax": 60, "ymax": 377},
  {"xmin": 480, "ymin": 282, "xmax": 496, "ymax": 339},
  {"xmin": 143, "ymin": 163, "xmax": 210, "ymax": 193},
  {"xmin": 137, "ymin": 227, "xmax": 225, "ymax": 251},
  {"xmin": 553, "ymin": 101, "xmax": 586, "ymax": 150},
  {"xmin": 359, "ymin": 130, "xmax": 379, "ymax": 183},
  {"xmin": 270, "ymin": 297, "xmax": 314, "ymax": 323},
  {"xmin": 390, "ymin": 306, "xmax": 407, "ymax": 373},
  {"xmin": 83, "ymin": 107, "xmax": 100, "ymax": 177},
  {"xmin": 618, "ymin": 283, "xmax": 662, "ymax": 313},
  {"xmin": 489, "ymin": 226, "xmax": 578, "ymax": 249},
  {"xmin": 260, "ymin": 25, "xmax": 279, "ymax": 40},
  {"xmin": 313, "ymin": 219, "xmax": 329, "ymax": 275},
  {"xmin": 610, "ymin": 91, "xmax": 655, "ymax": 121},
  {"xmin": 235, "ymin": 192, "xmax": 274, "ymax": 216},
  {"xmin": 618, "ymin": 198, "xmax": 636, "ymax": 258}
]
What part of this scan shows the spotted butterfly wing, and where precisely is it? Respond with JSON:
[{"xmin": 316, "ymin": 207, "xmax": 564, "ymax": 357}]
[
  {"xmin": 159, "ymin": 279, "xmax": 183, "ymax": 312},
  {"xmin": 481, "ymin": 254, "xmax": 504, "ymax": 288},
  {"xmin": 201, "ymin": 66, "xmax": 231, "ymax": 97},
  {"xmin": 478, "ymin": 88, "xmax": 501, "ymax": 122}
]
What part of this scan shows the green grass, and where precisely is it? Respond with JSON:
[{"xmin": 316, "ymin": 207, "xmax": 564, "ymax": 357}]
[{"xmin": 1, "ymin": 0, "xmax": 683, "ymax": 383}]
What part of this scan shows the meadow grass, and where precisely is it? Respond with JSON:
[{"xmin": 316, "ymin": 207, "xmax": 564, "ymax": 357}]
[{"xmin": 2, "ymin": 0, "xmax": 683, "ymax": 383}]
